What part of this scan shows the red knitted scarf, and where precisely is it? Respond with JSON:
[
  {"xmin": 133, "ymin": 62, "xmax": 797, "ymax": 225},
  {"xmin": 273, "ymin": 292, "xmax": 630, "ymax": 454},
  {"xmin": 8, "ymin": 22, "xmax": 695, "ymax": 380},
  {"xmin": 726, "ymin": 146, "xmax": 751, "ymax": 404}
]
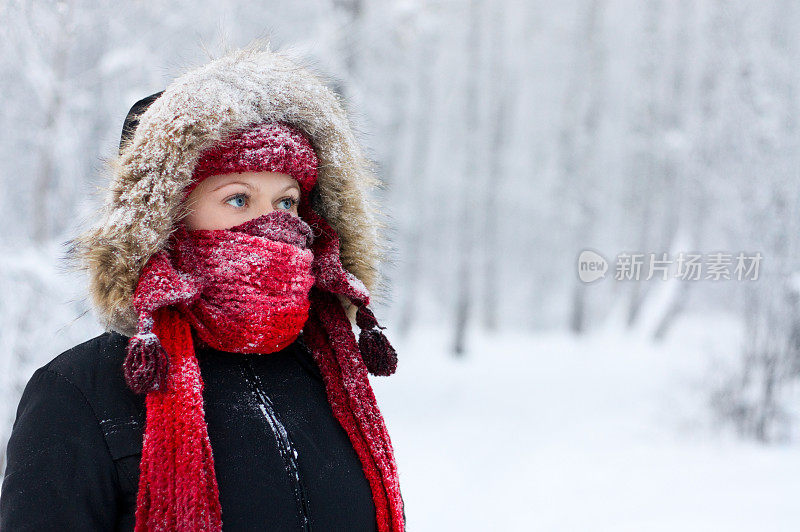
[
  {"xmin": 166, "ymin": 210, "xmax": 315, "ymax": 354},
  {"xmin": 124, "ymin": 121, "xmax": 403, "ymax": 530},
  {"xmin": 126, "ymin": 209, "xmax": 404, "ymax": 531}
]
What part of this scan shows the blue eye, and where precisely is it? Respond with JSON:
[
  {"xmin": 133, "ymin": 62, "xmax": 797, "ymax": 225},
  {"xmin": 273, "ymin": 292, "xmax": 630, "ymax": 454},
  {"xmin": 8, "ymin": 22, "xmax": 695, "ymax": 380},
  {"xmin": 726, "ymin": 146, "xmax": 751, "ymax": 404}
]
[
  {"xmin": 277, "ymin": 197, "xmax": 298, "ymax": 210},
  {"xmin": 225, "ymin": 194, "xmax": 248, "ymax": 208}
]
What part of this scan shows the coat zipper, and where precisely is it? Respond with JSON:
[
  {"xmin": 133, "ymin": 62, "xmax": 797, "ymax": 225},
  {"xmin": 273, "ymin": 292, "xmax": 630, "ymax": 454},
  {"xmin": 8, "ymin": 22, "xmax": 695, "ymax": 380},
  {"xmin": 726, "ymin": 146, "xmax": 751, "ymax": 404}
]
[{"xmin": 241, "ymin": 360, "xmax": 312, "ymax": 531}]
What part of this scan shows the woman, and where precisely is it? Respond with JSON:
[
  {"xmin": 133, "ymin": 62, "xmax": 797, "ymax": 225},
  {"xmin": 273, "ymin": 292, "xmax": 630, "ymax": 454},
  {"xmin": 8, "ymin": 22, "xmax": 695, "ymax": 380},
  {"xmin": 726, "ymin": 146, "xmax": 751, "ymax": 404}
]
[{"xmin": 0, "ymin": 41, "xmax": 405, "ymax": 531}]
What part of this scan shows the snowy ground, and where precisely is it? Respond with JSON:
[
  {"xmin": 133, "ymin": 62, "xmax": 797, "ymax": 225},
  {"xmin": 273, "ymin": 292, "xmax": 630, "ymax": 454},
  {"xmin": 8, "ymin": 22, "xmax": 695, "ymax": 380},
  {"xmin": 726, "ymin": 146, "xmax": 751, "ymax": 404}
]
[{"xmin": 372, "ymin": 316, "xmax": 800, "ymax": 531}]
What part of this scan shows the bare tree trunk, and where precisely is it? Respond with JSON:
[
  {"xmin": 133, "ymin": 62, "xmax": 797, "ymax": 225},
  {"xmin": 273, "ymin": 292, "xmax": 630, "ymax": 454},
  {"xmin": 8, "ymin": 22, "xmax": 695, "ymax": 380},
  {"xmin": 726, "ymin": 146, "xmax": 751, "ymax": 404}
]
[
  {"xmin": 626, "ymin": 0, "xmax": 664, "ymax": 328},
  {"xmin": 481, "ymin": 1, "xmax": 518, "ymax": 332},
  {"xmin": 651, "ymin": 0, "xmax": 694, "ymax": 340},
  {"xmin": 332, "ymin": 0, "xmax": 364, "ymax": 104},
  {"xmin": 396, "ymin": 28, "xmax": 440, "ymax": 336},
  {"xmin": 453, "ymin": 0, "xmax": 484, "ymax": 356},
  {"xmin": 32, "ymin": 0, "xmax": 74, "ymax": 244},
  {"xmin": 551, "ymin": 0, "xmax": 606, "ymax": 334}
]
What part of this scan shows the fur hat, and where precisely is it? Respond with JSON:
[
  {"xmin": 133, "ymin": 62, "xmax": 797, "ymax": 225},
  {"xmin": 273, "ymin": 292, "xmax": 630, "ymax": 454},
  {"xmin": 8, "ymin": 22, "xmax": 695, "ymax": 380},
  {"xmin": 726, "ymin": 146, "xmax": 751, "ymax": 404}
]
[{"xmin": 70, "ymin": 40, "xmax": 390, "ymax": 336}]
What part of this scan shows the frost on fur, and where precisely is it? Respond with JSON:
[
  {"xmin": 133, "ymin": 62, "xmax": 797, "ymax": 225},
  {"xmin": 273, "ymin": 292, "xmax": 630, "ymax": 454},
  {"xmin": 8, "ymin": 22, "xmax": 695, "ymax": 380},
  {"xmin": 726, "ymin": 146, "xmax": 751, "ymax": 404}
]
[{"xmin": 71, "ymin": 41, "xmax": 390, "ymax": 335}]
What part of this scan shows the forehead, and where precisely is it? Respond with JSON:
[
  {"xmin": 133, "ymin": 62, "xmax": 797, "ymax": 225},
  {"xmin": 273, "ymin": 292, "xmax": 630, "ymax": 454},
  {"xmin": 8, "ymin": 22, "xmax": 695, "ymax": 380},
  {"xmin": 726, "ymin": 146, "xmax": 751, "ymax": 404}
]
[{"xmin": 196, "ymin": 171, "xmax": 300, "ymax": 191}]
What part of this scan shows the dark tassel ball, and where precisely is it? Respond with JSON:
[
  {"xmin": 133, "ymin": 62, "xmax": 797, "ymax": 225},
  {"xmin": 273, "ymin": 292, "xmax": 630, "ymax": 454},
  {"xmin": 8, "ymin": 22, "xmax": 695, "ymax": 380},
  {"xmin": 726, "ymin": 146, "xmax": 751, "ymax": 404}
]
[
  {"xmin": 358, "ymin": 328, "xmax": 398, "ymax": 376},
  {"xmin": 124, "ymin": 333, "xmax": 170, "ymax": 394}
]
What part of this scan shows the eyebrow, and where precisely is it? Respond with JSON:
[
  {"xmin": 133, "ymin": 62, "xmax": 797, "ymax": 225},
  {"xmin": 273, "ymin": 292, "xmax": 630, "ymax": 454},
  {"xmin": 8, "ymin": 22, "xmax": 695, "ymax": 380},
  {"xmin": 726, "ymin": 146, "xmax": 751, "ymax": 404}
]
[
  {"xmin": 212, "ymin": 181, "xmax": 254, "ymax": 192},
  {"xmin": 211, "ymin": 181, "xmax": 300, "ymax": 194}
]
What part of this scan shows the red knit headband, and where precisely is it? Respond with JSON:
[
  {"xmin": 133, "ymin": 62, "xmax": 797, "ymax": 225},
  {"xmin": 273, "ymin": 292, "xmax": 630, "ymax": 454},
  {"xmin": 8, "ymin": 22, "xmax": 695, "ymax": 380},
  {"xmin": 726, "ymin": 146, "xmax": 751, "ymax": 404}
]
[{"xmin": 184, "ymin": 122, "xmax": 318, "ymax": 199}]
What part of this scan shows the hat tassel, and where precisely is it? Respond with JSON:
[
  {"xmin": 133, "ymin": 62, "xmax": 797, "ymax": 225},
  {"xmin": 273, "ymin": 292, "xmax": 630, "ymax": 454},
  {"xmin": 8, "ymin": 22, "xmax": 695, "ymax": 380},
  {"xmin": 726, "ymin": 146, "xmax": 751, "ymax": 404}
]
[
  {"xmin": 124, "ymin": 311, "xmax": 170, "ymax": 394},
  {"xmin": 355, "ymin": 304, "xmax": 398, "ymax": 376}
]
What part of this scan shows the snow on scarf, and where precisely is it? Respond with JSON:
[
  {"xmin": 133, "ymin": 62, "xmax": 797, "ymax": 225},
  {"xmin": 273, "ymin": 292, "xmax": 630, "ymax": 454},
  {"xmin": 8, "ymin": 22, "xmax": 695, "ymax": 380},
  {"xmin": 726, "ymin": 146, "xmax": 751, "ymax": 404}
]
[{"xmin": 123, "ymin": 122, "xmax": 403, "ymax": 531}]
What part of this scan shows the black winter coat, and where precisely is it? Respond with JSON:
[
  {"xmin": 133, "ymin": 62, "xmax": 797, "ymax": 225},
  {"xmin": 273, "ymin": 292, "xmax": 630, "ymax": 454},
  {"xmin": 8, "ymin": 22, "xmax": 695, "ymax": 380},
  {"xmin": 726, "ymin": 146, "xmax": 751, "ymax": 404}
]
[{"xmin": 0, "ymin": 331, "xmax": 385, "ymax": 531}]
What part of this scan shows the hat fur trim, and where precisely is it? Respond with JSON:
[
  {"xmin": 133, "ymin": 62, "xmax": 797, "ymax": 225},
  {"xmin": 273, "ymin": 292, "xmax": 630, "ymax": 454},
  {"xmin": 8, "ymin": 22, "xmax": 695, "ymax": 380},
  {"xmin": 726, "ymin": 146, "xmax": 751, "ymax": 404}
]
[{"xmin": 68, "ymin": 39, "xmax": 389, "ymax": 336}]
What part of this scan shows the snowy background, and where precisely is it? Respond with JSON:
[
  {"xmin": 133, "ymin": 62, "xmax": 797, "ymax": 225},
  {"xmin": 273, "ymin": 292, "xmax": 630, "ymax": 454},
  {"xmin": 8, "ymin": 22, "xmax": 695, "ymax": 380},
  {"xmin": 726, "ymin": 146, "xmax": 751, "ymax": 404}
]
[{"xmin": 1, "ymin": 0, "xmax": 799, "ymax": 530}]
